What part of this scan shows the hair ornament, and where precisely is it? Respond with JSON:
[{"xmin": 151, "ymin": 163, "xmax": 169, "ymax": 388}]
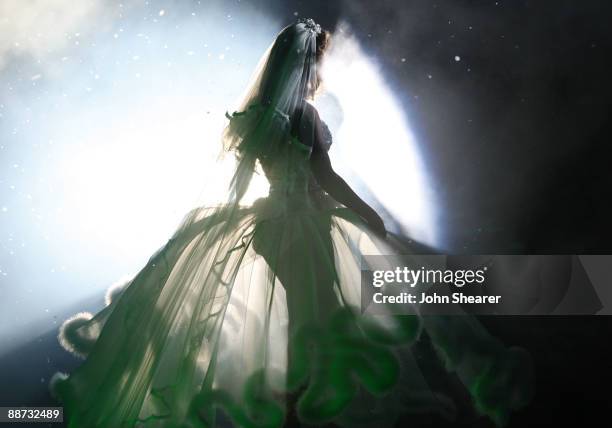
[{"xmin": 298, "ymin": 18, "xmax": 322, "ymax": 35}]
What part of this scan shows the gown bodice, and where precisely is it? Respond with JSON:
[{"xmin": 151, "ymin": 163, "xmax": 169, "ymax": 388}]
[{"xmin": 259, "ymin": 120, "xmax": 333, "ymax": 197}]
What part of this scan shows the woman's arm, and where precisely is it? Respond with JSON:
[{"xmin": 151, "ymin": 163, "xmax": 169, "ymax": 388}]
[{"xmin": 302, "ymin": 105, "xmax": 386, "ymax": 235}]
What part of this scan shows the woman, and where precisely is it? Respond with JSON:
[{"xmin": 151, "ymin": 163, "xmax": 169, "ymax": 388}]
[{"xmin": 52, "ymin": 19, "xmax": 531, "ymax": 428}]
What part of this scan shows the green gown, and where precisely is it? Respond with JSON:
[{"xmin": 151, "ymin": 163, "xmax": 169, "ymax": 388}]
[
  {"xmin": 52, "ymin": 19, "xmax": 532, "ymax": 428},
  {"xmin": 52, "ymin": 130, "xmax": 531, "ymax": 427}
]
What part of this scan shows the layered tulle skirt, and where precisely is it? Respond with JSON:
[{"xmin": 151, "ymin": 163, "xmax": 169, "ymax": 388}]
[{"xmin": 52, "ymin": 189, "xmax": 532, "ymax": 427}]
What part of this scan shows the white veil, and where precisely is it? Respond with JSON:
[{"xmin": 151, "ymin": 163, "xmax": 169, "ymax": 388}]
[{"xmin": 222, "ymin": 19, "xmax": 322, "ymax": 202}]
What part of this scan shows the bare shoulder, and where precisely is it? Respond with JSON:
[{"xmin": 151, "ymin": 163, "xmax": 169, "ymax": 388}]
[
  {"xmin": 303, "ymin": 101, "xmax": 321, "ymax": 124},
  {"xmin": 292, "ymin": 101, "xmax": 322, "ymax": 148}
]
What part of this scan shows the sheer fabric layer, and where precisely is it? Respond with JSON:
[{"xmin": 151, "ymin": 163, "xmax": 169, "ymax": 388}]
[
  {"xmin": 53, "ymin": 19, "xmax": 532, "ymax": 428},
  {"xmin": 54, "ymin": 182, "xmax": 531, "ymax": 428},
  {"xmin": 53, "ymin": 182, "xmax": 443, "ymax": 428}
]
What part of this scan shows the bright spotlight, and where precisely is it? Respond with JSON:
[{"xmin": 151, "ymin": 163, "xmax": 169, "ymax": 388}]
[{"xmin": 318, "ymin": 22, "xmax": 438, "ymax": 246}]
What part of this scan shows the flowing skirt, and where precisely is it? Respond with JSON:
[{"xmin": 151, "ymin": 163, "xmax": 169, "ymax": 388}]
[{"xmin": 52, "ymin": 190, "xmax": 532, "ymax": 428}]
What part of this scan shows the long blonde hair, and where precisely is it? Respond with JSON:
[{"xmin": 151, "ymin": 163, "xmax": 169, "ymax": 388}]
[{"xmin": 222, "ymin": 21, "xmax": 325, "ymax": 202}]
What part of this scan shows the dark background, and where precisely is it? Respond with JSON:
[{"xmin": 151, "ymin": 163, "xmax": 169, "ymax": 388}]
[
  {"xmin": 316, "ymin": 2, "xmax": 612, "ymax": 426},
  {"xmin": 1, "ymin": 1, "xmax": 611, "ymax": 427},
  {"xmin": 277, "ymin": 0, "xmax": 612, "ymax": 254}
]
